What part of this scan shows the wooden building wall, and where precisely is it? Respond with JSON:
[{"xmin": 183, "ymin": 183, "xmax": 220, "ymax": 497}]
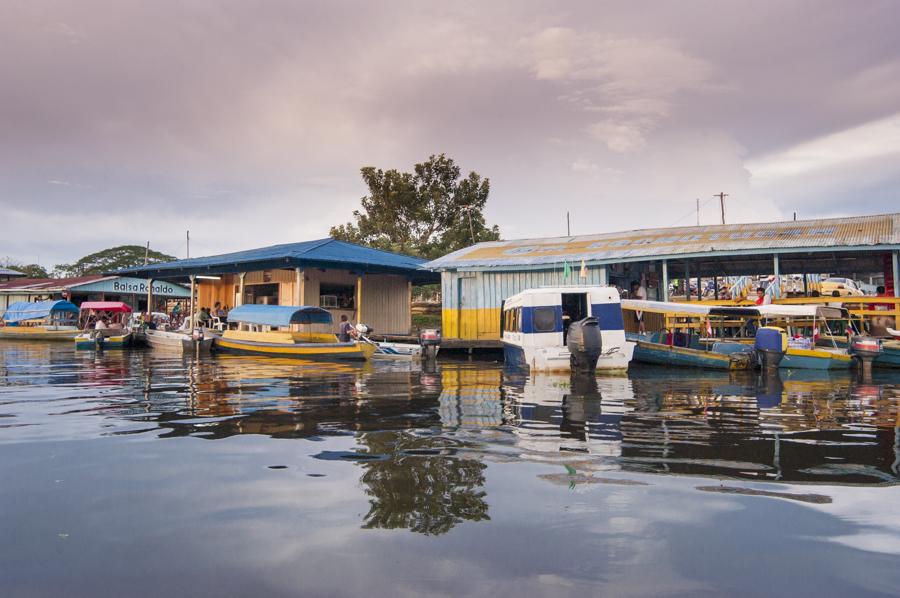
[{"xmin": 195, "ymin": 268, "xmax": 411, "ymax": 335}]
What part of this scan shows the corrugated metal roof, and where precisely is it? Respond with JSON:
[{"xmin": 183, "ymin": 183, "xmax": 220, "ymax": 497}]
[
  {"xmin": 0, "ymin": 268, "xmax": 26, "ymax": 277},
  {"xmin": 424, "ymin": 213, "xmax": 900, "ymax": 270},
  {"xmin": 0, "ymin": 275, "xmax": 110, "ymax": 292},
  {"xmin": 114, "ymin": 238, "xmax": 438, "ymax": 282}
]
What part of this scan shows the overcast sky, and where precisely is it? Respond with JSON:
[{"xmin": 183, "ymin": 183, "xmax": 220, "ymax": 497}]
[{"xmin": 2, "ymin": 0, "xmax": 900, "ymax": 267}]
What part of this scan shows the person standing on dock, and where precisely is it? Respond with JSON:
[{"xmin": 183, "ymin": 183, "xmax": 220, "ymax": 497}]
[
  {"xmin": 338, "ymin": 315, "xmax": 355, "ymax": 342},
  {"xmin": 630, "ymin": 279, "xmax": 647, "ymax": 333},
  {"xmin": 755, "ymin": 287, "xmax": 771, "ymax": 305}
]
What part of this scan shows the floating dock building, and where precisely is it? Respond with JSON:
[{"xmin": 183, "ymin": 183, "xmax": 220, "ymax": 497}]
[
  {"xmin": 422, "ymin": 213, "xmax": 900, "ymax": 346},
  {"xmin": 0, "ymin": 275, "xmax": 192, "ymax": 317},
  {"xmin": 117, "ymin": 238, "xmax": 438, "ymax": 336}
]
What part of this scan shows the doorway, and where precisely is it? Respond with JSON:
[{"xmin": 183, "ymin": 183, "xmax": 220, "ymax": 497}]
[{"xmin": 561, "ymin": 292, "xmax": 588, "ymax": 344}]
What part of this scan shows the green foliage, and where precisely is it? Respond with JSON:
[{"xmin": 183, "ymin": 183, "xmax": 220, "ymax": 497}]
[
  {"xmin": 411, "ymin": 313, "xmax": 442, "ymax": 331},
  {"xmin": 330, "ymin": 154, "xmax": 500, "ymax": 259},
  {"xmin": 54, "ymin": 245, "xmax": 175, "ymax": 277}
]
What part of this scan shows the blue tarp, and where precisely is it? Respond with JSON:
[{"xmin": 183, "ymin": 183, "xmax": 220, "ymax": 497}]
[
  {"xmin": 227, "ymin": 305, "xmax": 333, "ymax": 327},
  {"xmin": 2, "ymin": 300, "xmax": 79, "ymax": 323}
]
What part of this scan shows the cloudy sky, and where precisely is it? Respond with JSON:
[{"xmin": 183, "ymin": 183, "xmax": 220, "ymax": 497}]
[{"xmin": 2, "ymin": 0, "xmax": 899, "ymax": 266}]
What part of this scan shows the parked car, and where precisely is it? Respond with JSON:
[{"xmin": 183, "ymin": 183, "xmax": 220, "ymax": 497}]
[{"xmin": 820, "ymin": 277, "xmax": 865, "ymax": 297}]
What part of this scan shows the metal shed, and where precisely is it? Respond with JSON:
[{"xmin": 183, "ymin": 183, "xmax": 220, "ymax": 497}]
[{"xmin": 422, "ymin": 213, "xmax": 900, "ymax": 344}]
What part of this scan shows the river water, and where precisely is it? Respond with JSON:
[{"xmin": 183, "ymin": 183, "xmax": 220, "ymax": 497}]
[{"xmin": 1, "ymin": 340, "xmax": 899, "ymax": 597}]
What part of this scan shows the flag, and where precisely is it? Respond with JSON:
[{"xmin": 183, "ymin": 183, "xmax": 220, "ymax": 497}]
[
  {"xmin": 706, "ymin": 319, "xmax": 713, "ymax": 336},
  {"xmin": 579, "ymin": 258, "xmax": 588, "ymax": 279},
  {"xmin": 563, "ymin": 260, "xmax": 571, "ymax": 279}
]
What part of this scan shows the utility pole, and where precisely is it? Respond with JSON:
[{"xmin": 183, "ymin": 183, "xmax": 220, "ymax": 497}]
[
  {"xmin": 144, "ymin": 241, "xmax": 150, "ymax": 265},
  {"xmin": 793, "ymin": 211, "xmax": 797, "ymax": 221},
  {"xmin": 461, "ymin": 207, "xmax": 476, "ymax": 245},
  {"xmin": 567, "ymin": 211, "xmax": 571, "ymax": 236},
  {"xmin": 696, "ymin": 198, "xmax": 700, "ymax": 226},
  {"xmin": 186, "ymin": 230, "xmax": 190, "ymax": 259},
  {"xmin": 714, "ymin": 192, "xmax": 729, "ymax": 225}
]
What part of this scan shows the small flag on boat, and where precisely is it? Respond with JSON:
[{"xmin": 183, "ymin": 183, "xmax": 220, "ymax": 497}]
[
  {"xmin": 706, "ymin": 319, "xmax": 713, "ymax": 336},
  {"xmin": 563, "ymin": 260, "xmax": 571, "ymax": 279},
  {"xmin": 579, "ymin": 259, "xmax": 588, "ymax": 279}
]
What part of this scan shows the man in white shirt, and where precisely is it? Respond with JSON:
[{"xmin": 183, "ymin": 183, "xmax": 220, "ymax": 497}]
[{"xmin": 630, "ymin": 280, "xmax": 648, "ymax": 333}]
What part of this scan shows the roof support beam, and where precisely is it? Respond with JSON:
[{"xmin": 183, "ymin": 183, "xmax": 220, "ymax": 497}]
[
  {"xmin": 893, "ymin": 251, "xmax": 899, "ymax": 298},
  {"xmin": 661, "ymin": 260, "xmax": 669, "ymax": 303}
]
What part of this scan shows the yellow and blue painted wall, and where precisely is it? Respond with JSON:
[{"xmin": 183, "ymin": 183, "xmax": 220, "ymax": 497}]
[{"xmin": 440, "ymin": 267, "xmax": 609, "ymax": 341}]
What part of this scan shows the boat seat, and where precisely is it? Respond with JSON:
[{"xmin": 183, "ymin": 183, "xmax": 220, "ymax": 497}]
[{"xmin": 672, "ymin": 332, "xmax": 691, "ymax": 348}]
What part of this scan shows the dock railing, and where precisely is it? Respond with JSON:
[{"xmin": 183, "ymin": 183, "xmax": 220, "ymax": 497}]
[{"xmin": 674, "ymin": 296, "xmax": 900, "ymax": 333}]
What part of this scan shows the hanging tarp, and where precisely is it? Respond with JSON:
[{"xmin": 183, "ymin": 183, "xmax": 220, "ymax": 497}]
[
  {"xmin": 227, "ymin": 305, "xmax": 333, "ymax": 327},
  {"xmin": 2, "ymin": 300, "xmax": 79, "ymax": 323}
]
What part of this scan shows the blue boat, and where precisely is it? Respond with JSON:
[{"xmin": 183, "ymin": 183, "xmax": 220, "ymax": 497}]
[
  {"xmin": 0, "ymin": 300, "xmax": 80, "ymax": 341},
  {"xmin": 875, "ymin": 341, "xmax": 900, "ymax": 368},
  {"xmin": 621, "ymin": 301, "xmax": 758, "ymax": 370}
]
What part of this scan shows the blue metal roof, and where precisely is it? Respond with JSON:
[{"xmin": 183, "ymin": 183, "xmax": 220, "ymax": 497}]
[
  {"xmin": 0, "ymin": 268, "xmax": 26, "ymax": 277},
  {"xmin": 227, "ymin": 304, "xmax": 333, "ymax": 327},
  {"xmin": 113, "ymin": 238, "xmax": 437, "ymax": 282},
  {"xmin": 2, "ymin": 300, "xmax": 79, "ymax": 323}
]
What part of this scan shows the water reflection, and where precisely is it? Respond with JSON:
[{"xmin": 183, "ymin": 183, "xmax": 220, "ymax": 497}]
[
  {"xmin": 4, "ymin": 340, "xmax": 900, "ymax": 595},
  {"xmin": 1, "ymin": 341, "xmax": 899, "ymax": 526},
  {"xmin": 356, "ymin": 430, "xmax": 489, "ymax": 535}
]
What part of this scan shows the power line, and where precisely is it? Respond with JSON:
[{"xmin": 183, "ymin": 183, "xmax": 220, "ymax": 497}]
[{"xmin": 669, "ymin": 196, "xmax": 717, "ymax": 227}]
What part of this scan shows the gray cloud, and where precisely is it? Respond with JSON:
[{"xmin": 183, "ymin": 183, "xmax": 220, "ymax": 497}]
[{"xmin": 1, "ymin": 1, "xmax": 899, "ymax": 265}]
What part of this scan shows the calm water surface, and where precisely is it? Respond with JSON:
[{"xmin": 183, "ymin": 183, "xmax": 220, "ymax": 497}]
[{"xmin": 1, "ymin": 340, "xmax": 900, "ymax": 597}]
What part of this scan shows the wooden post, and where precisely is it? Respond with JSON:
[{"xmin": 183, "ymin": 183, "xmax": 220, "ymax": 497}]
[
  {"xmin": 147, "ymin": 279, "xmax": 153, "ymax": 315},
  {"xmin": 662, "ymin": 260, "xmax": 669, "ymax": 303},
  {"xmin": 356, "ymin": 275, "xmax": 363, "ymax": 324},
  {"xmin": 189, "ymin": 275, "xmax": 196, "ymax": 327},
  {"xmin": 685, "ymin": 261, "xmax": 690, "ymax": 301},
  {"xmin": 408, "ymin": 280, "xmax": 413, "ymax": 335},
  {"xmin": 893, "ymin": 251, "xmax": 900, "ymax": 298},
  {"xmin": 294, "ymin": 268, "xmax": 302, "ymax": 306},
  {"xmin": 237, "ymin": 273, "xmax": 245, "ymax": 306}
]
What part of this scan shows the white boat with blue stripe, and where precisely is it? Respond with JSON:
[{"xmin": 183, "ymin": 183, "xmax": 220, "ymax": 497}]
[{"xmin": 501, "ymin": 286, "xmax": 633, "ymax": 372}]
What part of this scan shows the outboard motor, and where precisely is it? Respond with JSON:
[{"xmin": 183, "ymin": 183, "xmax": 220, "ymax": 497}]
[
  {"xmin": 566, "ymin": 317, "xmax": 603, "ymax": 374},
  {"xmin": 754, "ymin": 326, "xmax": 787, "ymax": 370},
  {"xmin": 850, "ymin": 335, "xmax": 882, "ymax": 379},
  {"xmin": 419, "ymin": 328, "xmax": 442, "ymax": 364}
]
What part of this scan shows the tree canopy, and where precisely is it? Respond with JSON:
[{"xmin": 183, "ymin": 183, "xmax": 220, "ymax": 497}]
[
  {"xmin": 330, "ymin": 154, "xmax": 500, "ymax": 260},
  {"xmin": 54, "ymin": 245, "xmax": 175, "ymax": 277}
]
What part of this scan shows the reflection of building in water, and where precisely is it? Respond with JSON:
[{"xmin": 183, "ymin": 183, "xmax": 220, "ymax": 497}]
[
  {"xmin": 151, "ymin": 364, "xmax": 443, "ymax": 440},
  {"xmin": 438, "ymin": 368, "xmax": 505, "ymax": 428},
  {"xmin": 619, "ymin": 369, "xmax": 900, "ymax": 484},
  {"xmin": 434, "ymin": 364, "xmax": 899, "ymax": 486}
]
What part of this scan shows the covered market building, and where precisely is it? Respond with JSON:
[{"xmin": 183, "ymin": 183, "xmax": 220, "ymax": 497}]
[
  {"xmin": 0, "ymin": 275, "xmax": 191, "ymax": 318},
  {"xmin": 422, "ymin": 212, "xmax": 900, "ymax": 346}
]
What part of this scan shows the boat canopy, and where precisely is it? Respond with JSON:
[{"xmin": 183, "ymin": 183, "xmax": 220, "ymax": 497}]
[
  {"xmin": 621, "ymin": 300, "xmax": 760, "ymax": 317},
  {"xmin": 756, "ymin": 305, "xmax": 846, "ymax": 319},
  {"xmin": 2, "ymin": 300, "xmax": 79, "ymax": 323},
  {"xmin": 227, "ymin": 305, "xmax": 333, "ymax": 327},
  {"xmin": 79, "ymin": 301, "xmax": 133, "ymax": 313}
]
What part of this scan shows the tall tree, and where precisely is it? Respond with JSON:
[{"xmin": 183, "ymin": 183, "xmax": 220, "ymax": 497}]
[
  {"xmin": 54, "ymin": 245, "xmax": 175, "ymax": 277},
  {"xmin": 330, "ymin": 154, "xmax": 500, "ymax": 259}
]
